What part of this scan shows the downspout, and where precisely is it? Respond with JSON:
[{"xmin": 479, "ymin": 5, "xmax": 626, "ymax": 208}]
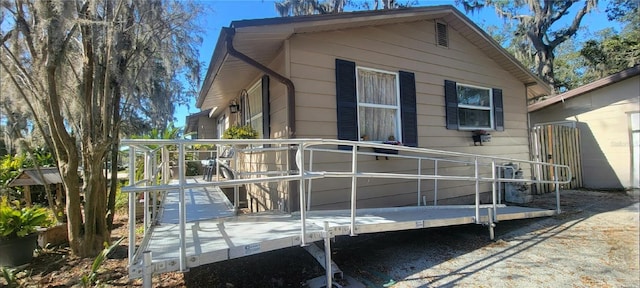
[
  {"xmin": 224, "ymin": 27, "xmax": 299, "ymax": 212},
  {"xmin": 224, "ymin": 27, "xmax": 296, "ymax": 138}
]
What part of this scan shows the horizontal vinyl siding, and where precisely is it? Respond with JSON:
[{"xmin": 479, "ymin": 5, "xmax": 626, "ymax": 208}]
[
  {"xmin": 244, "ymin": 49, "xmax": 291, "ymax": 212},
  {"xmin": 289, "ymin": 20, "xmax": 530, "ymax": 209},
  {"xmin": 530, "ymin": 77, "xmax": 640, "ymax": 188}
]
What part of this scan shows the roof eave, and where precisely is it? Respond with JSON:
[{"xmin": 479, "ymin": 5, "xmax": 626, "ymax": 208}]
[
  {"xmin": 198, "ymin": 5, "xmax": 553, "ymax": 111},
  {"xmin": 528, "ymin": 65, "xmax": 640, "ymax": 112},
  {"xmin": 196, "ymin": 29, "xmax": 230, "ymax": 109},
  {"xmin": 447, "ymin": 10, "xmax": 552, "ymax": 98}
]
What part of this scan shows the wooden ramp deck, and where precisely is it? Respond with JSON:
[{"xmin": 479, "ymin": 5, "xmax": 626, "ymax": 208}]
[{"xmin": 134, "ymin": 179, "xmax": 555, "ymax": 277}]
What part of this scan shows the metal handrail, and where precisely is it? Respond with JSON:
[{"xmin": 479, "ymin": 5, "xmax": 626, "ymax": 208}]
[{"xmin": 122, "ymin": 138, "xmax": 572, "ymax": 270}]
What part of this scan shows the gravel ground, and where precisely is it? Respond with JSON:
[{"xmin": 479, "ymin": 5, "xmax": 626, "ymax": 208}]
[
  {"xmin": 354, "ymin": 190, "xmax": 640, "ymax": 288},
  {"xmin": 184, "ymin": 189, "xmax": 639, "ymax": 288}
]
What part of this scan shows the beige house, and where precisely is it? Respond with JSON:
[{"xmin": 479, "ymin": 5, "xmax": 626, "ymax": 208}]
[
  {"xmin": 196, "ymin": 6, "xmax": 551, "ymax": 212},
  {"xmin": 529, "ymin": 66, "xmax": 640, "ymax": 189},
  {"xmin": 185, "ymin": 108, "xmax": 218, "ymax": 139}
]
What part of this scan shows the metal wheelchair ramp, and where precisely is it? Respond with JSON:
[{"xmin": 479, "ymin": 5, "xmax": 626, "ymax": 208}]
[
  {"xmin": 121, "ymin": 139, "xmax": 571, "ymax": 287},
  {"xmin": 135, "ymin": 185, "xmax": 554, "ymax": 280}
]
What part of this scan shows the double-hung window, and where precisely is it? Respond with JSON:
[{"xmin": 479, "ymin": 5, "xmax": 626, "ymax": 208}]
[
  {"xmin": 356, "ymin": 67, "xmax": 401, "ymax": 142},
  {"xmin": 444, "ymin": 80, "xmax": 504, "ymax": 131},
  {"xmin": 243, "ymin": 81, "xmax": 263, "ymax": 139},
  {"xmin": 456, "ymin": 84, "xmax": 493, "ymax": 129},
  {"xmin": 335, "ymin": 59, "xmax": 418, "ymax": 147}
]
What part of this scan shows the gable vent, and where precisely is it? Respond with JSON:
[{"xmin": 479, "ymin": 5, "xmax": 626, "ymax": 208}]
[{"xmin": 436, "ymin": 22, "xmax": 449, "ymax": 47}]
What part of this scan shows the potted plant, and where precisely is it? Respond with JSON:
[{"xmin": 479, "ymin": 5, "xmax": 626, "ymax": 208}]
[
  {"xmin": 373, "ymin": 136, "xmax": 402, "ymax": 160},
  {"xmin": 0, "ymin": 197, "xmax": 53, "ymax": 267},
  {"xmin": 472, "ymin": 130, "xmax": 491, "ymax": 146},
  {"xmin": 222, "ymin": 125, "xmax": 259, "ymax": 150},
  {"xmin": 222, "ymin": 125, "xmax": 259, "ymax": 140}
]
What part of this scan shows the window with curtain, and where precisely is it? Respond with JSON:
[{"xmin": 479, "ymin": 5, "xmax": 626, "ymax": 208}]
[
  {"xmin": 456, "ymin": 83, "xmax": 493, "ymax": 129},
  {"xmin": 356, "ymin": 67, "xmax": 401, "ymax": 142},
  {"xmin": 243, "ymin": 81, "xmax": 263, "ymax": 139}
]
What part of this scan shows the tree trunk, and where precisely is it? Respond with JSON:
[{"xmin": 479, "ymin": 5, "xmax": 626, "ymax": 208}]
[
  {"xmin": 106, "ymin": 142, "xmax": 120, "ymax": 230},
  {"xmin": 80, "ymin": 154, "xmax": 110, "ymax": 256},
  {"xmin": 536, "ymin": 46, "xmax": 556, "ymax": 89}
]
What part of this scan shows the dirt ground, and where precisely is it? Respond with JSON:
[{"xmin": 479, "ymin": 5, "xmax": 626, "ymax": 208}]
[{"xmin": 3, "ymin": 189, "xmax": 638, "ymax": 287}]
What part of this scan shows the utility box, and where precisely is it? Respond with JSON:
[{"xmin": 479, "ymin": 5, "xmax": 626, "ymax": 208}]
[{"xmin": 502, "ymin": 163, "xmax": 532, "ymax": 204}]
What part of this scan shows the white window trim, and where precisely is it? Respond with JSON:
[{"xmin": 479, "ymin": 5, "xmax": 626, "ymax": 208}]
[
  {"xmin": 456, "ymin": 83, "xmax": 494, "ymax": 130},
  {"xmin": 217, "ymin": 114, "xmax": 227, "ymax": 139},
  {"xmin": 355, "ymin": 66, "xmax": 402, "ymax": 142},
  {"xmin": 244, "ymin": 81, "xmax": 262, "ymax": 123},
  {"xmin": 243, "ymin": 80, "xmax": 263, "ymax": 139}
]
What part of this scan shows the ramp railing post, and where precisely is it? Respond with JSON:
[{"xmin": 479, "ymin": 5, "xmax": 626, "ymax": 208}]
[
  {"xmin": 162, "ymin": 147, "xmax": 169, "ymax": 184},
  {"xmin": 143, "ymin": 250, "xmax": 153, "ymax": 288},
  {"xmin": 128, "ymin": 146, "xmax": 136, "ymax": 266},
  {"xmin": 417, "ymin": 158, "xmax": 422, "ymax": 206},
  {"xmin": 151, "ymin": 150, "xmax": 158, "ymax": 224},
  {"xmin": 434, "ymin": 159, "xmax": 438, "ymax": 206},
  {"xmin": 350, "ymin": 143, "xmax": 358, "ymax": 236},
  {"xmin": 178, "ymin": 143, "xmax": 187, "ymax": 272},
  {"xmin": 144, "ymin": 152, "xmax": 151, "ymax": 231},
  {"xmin": 555, "ymin": 165, "xmax": 561, "ymax": 214},
  {"xmin": 297, "ymin": 145, "xmax": 307, "ymax": 246},
  {"xmin": 306, "ymin": 150, "xmax": 314, "ymax": 211},
  {"xmin": 487, "ymin": 207, "xmax": 495, "ymax": 240},
  {"xmin": 234, "ymin": 185, "xmax": 239, "ymax": 213},
  {"xmin": 491, "ymin": 160, "xmax": 497, "ymax": 221},
  {"xmin": 323, "ymin": 221, "xmax": 333, "ymax": 288},
  {"xmin": 475, "ymin": 156, "xmax": 480, "ymax": 224}
]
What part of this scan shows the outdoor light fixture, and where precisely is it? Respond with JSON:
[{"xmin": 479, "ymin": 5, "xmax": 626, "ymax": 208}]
[{"xmin": 229, "ymin": 101, "xmax": 240, "ymax": 113}]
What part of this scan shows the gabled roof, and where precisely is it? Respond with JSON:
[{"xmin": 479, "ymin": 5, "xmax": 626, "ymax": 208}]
[
  {"xmin": 7, "ymin": 167, "xmax": 62, "ymax": 187},
  {"xmin": 198, "ymin": 5, "xmax": 551, "ymax": 112},
  {"xmin": 528, "ymin": 65, "xmax": 640, "ymax": 112}
]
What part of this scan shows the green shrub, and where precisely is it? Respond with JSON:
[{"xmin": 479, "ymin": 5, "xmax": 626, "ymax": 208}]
[
  {"xmin": 1, "ymin": 267, "xmax": 18, "ymax": 288},
  {"xmin": 0, "ymin": 196, "xmax": 53, "ymax": 240},
  {"xmin": 186, "ymin": 161, "xmax": 200, "ymax": 176},
  {"xmin": 81, "ymin": 237, "xmax": 124, "ymax": 287},
  {"xmin": 114, "ymin": 181, "xmax": 128, "ymax": 212},
  {"xmin": 222, "ymin": 125, "xmax": 258, "ymax": 139}
]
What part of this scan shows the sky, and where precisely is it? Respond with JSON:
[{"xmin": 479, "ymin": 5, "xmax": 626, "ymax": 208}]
[{"xmin": 174, "ymin": 0, "xmax": 618, "ymax": 128}]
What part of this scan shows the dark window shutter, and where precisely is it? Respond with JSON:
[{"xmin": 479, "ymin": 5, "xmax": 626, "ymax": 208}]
[
  {"xmin": 399, "ymin": 71, "xmax": 418, "ymax": 147},
  {"xmin": 444, "ymin": 80, "xmax": 458, "ymax": 130},
  {"xmin": 262, "ymin": 75, "xmax": 271, "ymax": 144},
  {"xmin": 335, "ymin": 59, "xmax": 358, "ymax": 150},
  {"xmin": 493, "ymin": 88, "xmax": 504, "ymax": 131}
]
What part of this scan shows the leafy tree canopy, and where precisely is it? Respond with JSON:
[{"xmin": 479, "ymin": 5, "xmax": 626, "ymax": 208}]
[
  {"xmin": 0, "ymin": 0, "xmax": 203, "ymax": 256},
  {"xmin": 457, "ymin": 0, "xmax": 598, "ymax": 93}
]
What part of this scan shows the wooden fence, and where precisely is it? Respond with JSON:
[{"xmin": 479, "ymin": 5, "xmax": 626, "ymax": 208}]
[{"xmin": 530, "ymin": 124, "xmax": 583, "ymax": 193}]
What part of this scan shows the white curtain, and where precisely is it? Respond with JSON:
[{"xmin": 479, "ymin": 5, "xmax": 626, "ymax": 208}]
[{"xmin": 357, "ymin": 69, "xmax": 398, "ymax": 142}]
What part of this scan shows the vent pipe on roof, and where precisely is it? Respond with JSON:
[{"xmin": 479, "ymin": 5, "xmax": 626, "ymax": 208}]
[{"xmin": 223, "ymin": 27, "xmax": 296, "ymax": 138}]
